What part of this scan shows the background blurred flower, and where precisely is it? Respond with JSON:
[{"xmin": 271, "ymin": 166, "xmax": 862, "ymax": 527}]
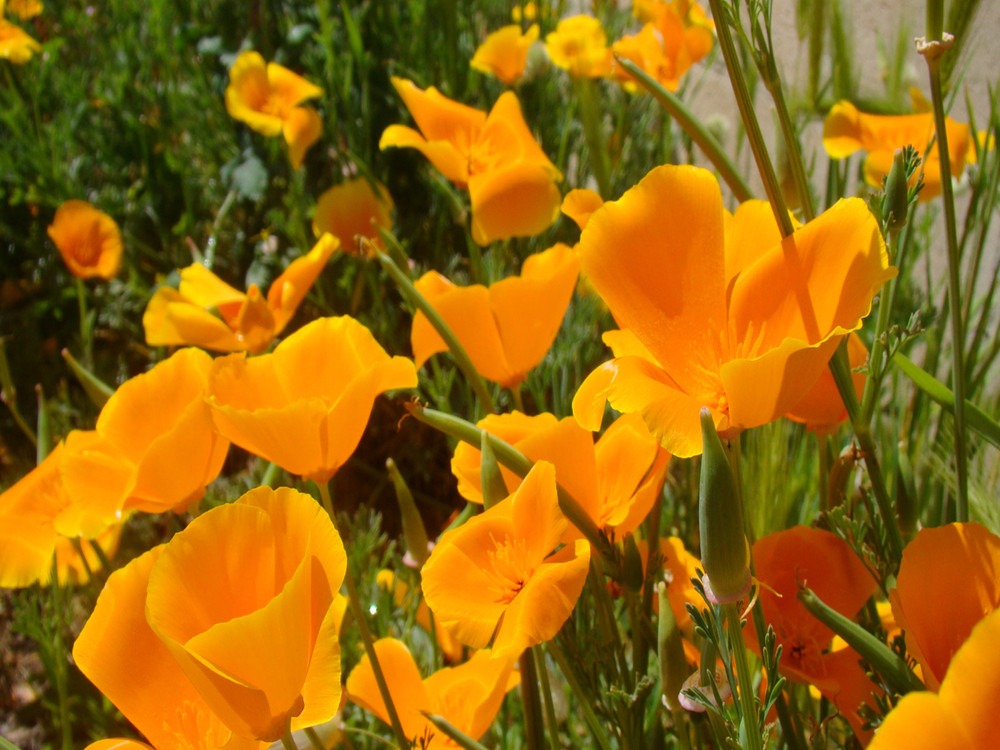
[
  {"xmin": 47, "ymin": 200, "xmax": 122, "ymax": 280},
  {"xmin": 380, "ymin": 78, "xmax": 562, "ymax": 244},
  {"xmin": 143, "ymin": 234, "xmax": 337, "ymax": 353},
  {"xmin": 470, "ymin": 24, "xmax": 539, "ymax": 85},
  {"xmin": 224, "ymin": 50, "xmax": 323, "ymax": 169},
  {"xmin": 5, "ymin": 0, "xmax": 43, "ymax": 20},
  {"xmin": 545, "ymin": 15, "xmax": 613, "ymax": 78},
  {"xmin": 347, "ymin": 638, "xmax": 518, "ymax": 749},
  {"xmin": 0, "ymin": 17, "xmax": 40, "ymax": 62},
  {"xmin": 207, "ymin": 316, "xmax": 417, "ymax": 483},
  {"xmin": 411, "ymin": 243, "xmax": 579, "ymax": 389},
  {"xmin": 572, "ymin": 164, "xmax": 894, "ymax": 457},
  {"xmin": 421, "ymin": 461, "xmax": 591, "ymax": 659},
  {"xmin": 312, "ymin": 177, "xmax": 393, "ymax": 253}
]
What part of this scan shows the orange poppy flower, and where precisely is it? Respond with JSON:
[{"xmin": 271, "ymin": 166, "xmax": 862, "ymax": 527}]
[
  {"xmin": 867, "ymin": 607, "xmax": 1000, "ymax": 750},
  {"xmin": 143, "ymin": 234, "xmax": 338, "ymax": 353},
  {"xmin": 312, "ymin": 177, "xmax": 393, "ymax": 254},
  {"xmin": 572, "ymin": 164, "xmax": 894, "ymax": 457},
  {"xmin": 421, "ymin": 461, "xmax": 591, "ymax": 659},
  {"xmin": 380, "ymin": 78, "xmax": 562, "ymax": 245},
  {"xmin": 612, "ymin": 2, "xmax": 713, "ymax": 93},
  {"xmin": 59, "ymin": 348, "xmax": 230, "ymax": 518},
  {"xmin": 75, "ymin": 486, "xmax": 343, "ymax": 744},
  {"xmin": 47, "ymin": 200, "xmax": 123, "ymax": 280},
  {"xmin": 224, "ymin": 50, "xmax": 323, "ymax": 169},
  {"xmin": 544, "ymin": 15, "xmax": 614, "ymax": 78},
  {"xmin": 823, "ymin": 100, "xmax": 972, "ymax": 201},
  {"xmin": 888, "ymin": 522, "xmax": 1000, "ymax": 691},
  {"xmin": 561, "ymin": 188, "xmax": 604, "ymax": 231},
  {"xmin": 6, "ymin": 0, "xmax": 43, "ymax": 20},
  {"xmin": 376, "ymin": 570, "xmax": 464, "ymax": 663},
  {"xmin": 470, "ymin": 24, "xmax": 539, "ymax": 85},
  {"xmin": 207, "ymin": 316, "xmax": 417, "ymax": 483},
  {"xmin": 0, "ymin": 442, "xmax": 122, "ymax": 588},
  {"xmin": 410, "ymin": 243, "xmax": 579, "ymax": 389},
  {"xmin": 346, "ymin": 638, "xmax": 518, "ymax": 749},
  {"xmin": 0, "ymin": 17, "xmax": 39, "ymax": 63},
  {"xmin": 784, "ymin": 331, "xmax": 867, "ymax": 434},
  {"xmin": 451, "ymin": 410, "xmax": 668, "ymax": 537},
  {"xmin": 751, "ymin": 526, "xmax": 880, "ymax": 743}
]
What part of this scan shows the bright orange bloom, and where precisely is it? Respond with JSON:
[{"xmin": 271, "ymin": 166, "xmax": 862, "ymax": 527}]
[
  {"xmin": 47, "ymin": 200, "xmax": 122, "ymax": 280},
  {"xmin": 421, "ymin": 461, "xmax": 591, "ymax": 659},
  {"xmin": 347, "ymin": 638, "xmax": 518, "ymax": 749},
  {"xmin": 0, "ymin": 443, "xmax": 122, "ymax": 588},
  {"xmin": 376, "ymin": 570, "xmax": 464, "ymax": 663},
  {"xmin": 6, "ymin": 0, "xmax": 43, "ymax": 20},
  {"xmin": 207, "ymin": 316, "xmax": 417, "ymax": 483},
  {"xmin": 451, "ymin": 410, "xmax": 668, "ymax": 537},
  {"xmin": 784, "ymin": 331, "xmax": 867, "ymax": 434},
  {"xmin": 312, "ymin": 177, "xmax": 393, "ymax": 254},
  {"xmin": 867, "ymin": 607, "xmax": 1000, "ymax": 750},
  {"xmin": 143, "ymin": 234, "xmax": 337, "ymax": 353},
  {"xmin": 889, "ymin": 522, "xmax": 1000, "ymax": 691},
  {"xmin": 470, "ymin": 24, "xmax": 539, "ymax": 85},
  {"xmin": 544, "ymin": 15, "xmax": 613, "ymax": 78},
  {"xmin": 0, "ymin": 17, "xmax": 39, "ymax": 62},
  {"xmin": 751, "ymin": 526, "xmax": 880, "ymax": 743},
  {"xmin": 572, "ymin": 165, "xmax": 894, "ymax": 457},
  {"xmin": 613, "ymin": 1, "xmax": 714, "ymax": 93},
  {"xmin": 75, "ymin": 486, "xmax": 343, "ymax": 744},
  {"xmin": 59, "ymin": 348, "xmax": 230, "ymax": 518},
  {"xmin": 224, "ymin": 50, "xmax": 323, "ymax": 169},
  {"xmin": 411, "ymin": 243, "xmax": 579, "ymax": 389},
  {"xmin": 561, "ymin": 188, "xmax": 604, "ymax": 231},
  {"xmin": 380, "ymin": 78, "xmax": 562, "ymax": 245},
  {"xmin": 823, "ymin": 100, "xmax": 972, "ymax": 200}
]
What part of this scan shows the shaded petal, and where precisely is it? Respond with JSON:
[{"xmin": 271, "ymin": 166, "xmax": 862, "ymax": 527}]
[
  {"xmin": 267, "ymin": 61, "xmax": 323, "ymax": 109},
  {"xmin": 723, "ymin": 200, "xmax": 787, "ymax": 288},
  {"xmin": 47, "ymin": 200, "xmax": 122, "ymax": 280},
  {"xmin": 389, "ymin": 77, "xmax": 485, "ymax": 150},
  {"xmin": 312, "ymin": 177, "xmax": 394, "ymax": 251},
  {"xmin": 378, "ymin": 124, "xmax": 470, "ymax": 184},
  {"xmin": 178, "ymin": 264, "xmax": 247, "ymax": 309},
  {"xmin": 822, "ymin": 100, "xmax": 865, "ymax": 158},
  {"xmin": 470, "ymin": 24, "xmax": 539, "ymax": 85},
  {"xmin": 267, "ymin": 234, "xmax": 338, "ymax": 333},
  {"xmin": 424, "ymin": 650, "xmax": 519, "ymax": 740},
  {"xmin": 594, "ymin": 412, "xmax": 667, "ymax": 531},
  {"xmin": 283, "ymin": 106, "xmax": 323, "ymax": 170},
  {"xmin": 142, "ymin": 287, "xmax": 242, "ymax": 352},
  {"xmin": 346, "ymin": 638, "xmax": 431, "ymax": 741},
  {"xmin": 561, "ymin": 188, "xmax": 604, "ymax": 231},
  {"xmin": 57, "ymin": 430, "xmax": 133, "ymax": 538},
  {"xmin": 785, "ymin": 331, "xmax": 867, "ymax": 433},
  {"xmin": 468, "ymin": 162, "xmax": 562, "ymax": 245}
]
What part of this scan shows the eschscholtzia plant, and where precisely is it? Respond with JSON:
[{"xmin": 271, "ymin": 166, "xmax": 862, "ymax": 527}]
[
  {"xmin": 380, "ymin": 77, "xmax": 563, "ymax": 244},
  {"xmin": 47, "ymin": 200, "xmax": 123, "ymax": 280},
  {"xmin": 74, "ymin": 486, "xmax": 345, "ymax": 745},
  {"xmin": 143, "ymin": 234, "xmax": 337, "ymax": 353},
  {"xmin": 0, "ymin": 15, "xmax": 39, "ymax": 63},
  {"xmin": 225, "ymin": 50, "xmax": 323, "ymax": 169},
  {"xmin": 411, "ymin": 243, "xmax": 579, "ymax": 389},
  {"xmin": 544, "ymin": 15, "xmax": 613, "ymax": 78},
  {"xmin": 572, "ymin": 164, "xmax": 895, "ymax": 457},
  {"xmin": 312, "ymin": 177, "xmax": 393, "ymax": 254},
  {"xmin": 470, "ymin": 24, "xmax": 539, "ymax": 85}
]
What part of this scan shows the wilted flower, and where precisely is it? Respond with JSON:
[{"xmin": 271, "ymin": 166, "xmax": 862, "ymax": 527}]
[
  {"xmin": 380, "ymin": 77, "xmax": 562, "ymax": 244},
  {"xmin": 823, "ymin": 100, "xmax": 972, "ymax": 200},
  {"xmin": 411, "ymin": 243, "xmax": 579, "ymax": 389},
  {"xmin": 143, "ymin": 234, "xmax": 337, "ymax": 353},
  {"xmin": 225, "ymin": 50, "xmax": 323, "ymax": 169},
  {"xmin": 0, "ymin": 17, "xmax": 39, "ymax": 62},
  {"xmin": 60, "ymin": 347, "xmax": 230, "ymax": 517},
  {"xmin": 347, "ymin": 638, "xmax": 518, "ymax": 749},
  {"xmin": 470, "ymin": 24, "xmax": 539, "ymax": 85},
  {"xmin": 889, "ymin": 522, "xmax": 1000, "ymax": 691},
  {"xmin": 545, "ymin": 15, "xmax": 613, "ymax": 78},
  {"xmin": 451, "ymin": 410, "xmax": 668, "ymax": 537},
  {"xmin": 312, "ymin": 177, "xmax": 393, "ymax": 253},
  {"xmin": 74, "ymin": 486, "xmax": 345, "ymax": 744},
  {"xmin": 572, "ymin": 164, "xmax": 894, "ymax": 457},
  {"xmin": 422, "ymin": 461, "xmax": 591, "ymax": 659},
  {"xmin": 207, "ymin": 316, "xmax": 417, "ymax": 483},
  {"xmin": 47, "ymin": 200, "xmax": 122, "ymax": 280}
]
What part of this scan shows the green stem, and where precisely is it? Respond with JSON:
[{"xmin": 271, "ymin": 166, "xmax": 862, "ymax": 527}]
[
  {"xmin": 304, "ymin": 727, "xmax": 325, "ymax": 750},
  {"xmin": 722, "ymin": 603, "xmax": 762, "ymax": 750},
  {"xmin": 281, "ymin": 730, "xmax": 298, "ymax": 750},
  {"xmin": 48, "ymin": 563, "xmax": 72, "ymax": 750},
  {"xmin": 75, "ymin": 277, "xmax": 93, "ymax": 368},
  {"xmin": 923, "ymin": 48, "xmax": 969, "ymax": 522},
  {"xmin": 519, "ymin": 648, "xmax": 547, "ymax": 750},
  {"xmin": 575, "ymin": 77, "xmax": 613, "ymax": 198},
  {"xmin": 616, "ymin": 58, "xmax": 753, "ymax": 202},
  {"xmin": 768, "ymin": 81, "xmax": 815, "ymax": 220},
  {"xmin": 317, "ymin": 481, "xmax": 335, "ymax": 520},
  {"xmin": 375, "ymin": 250, "xmax": 495, "ymax": 415},
  {"xmin": 511, "ymin": 383, "xmax": 526, "ymax": 414},
  {"xmin": 547, "ymin": 641, "xmax": 615, "ymax": 750},
  {"xmin": 533, "ymin": 645, "xmax": 560, "ymax": 750},
  {"xmin": 859, "ymin": 229, "xmax": 900, "ymax": 425},
  {"xmin": 706, "ymin": 0, "xmax": 794, "ymax": 236}
]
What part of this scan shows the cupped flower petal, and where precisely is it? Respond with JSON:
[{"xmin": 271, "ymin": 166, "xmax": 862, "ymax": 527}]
[
  {"xmin": 312, "ymin": 177, "xmax": 394, "ymax": 253},
  {"xmin": 283, "ymin": 106, "xmax": 323, "ymax": 169},
  {"xmin": 470, "ymin": 24, "xmax": 539, "ymax": 85},
  {"xmin": 545, "ymin": 15, "xmax": 613, "ymax": 78},
  {"xmin": 47, "ymin": 200, "xmax": 123, "ymax": 280},
  {"xmin": 468, "ymin": 161, "xmax": 562, "ymax": 244}
]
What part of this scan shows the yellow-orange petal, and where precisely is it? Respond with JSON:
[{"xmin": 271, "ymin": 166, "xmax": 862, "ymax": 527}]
[
  {"xmin": 267, "ymin": 61, "xmax": 323, "ymax": 110},
  {"xmin": 283, "ymin": 106, "xmax": 322, "ymax": 169},
  {"xmin": 267, "ymin": 233, "xmax": 338, "ymax": 333},
  {"xmin": 346, "ymin": 637, "xmax": 431, "ymax": 739},
  {"xmin": 54, "ymin": 522, "xmax": 122, "ymax": 586},
  {"xmin": 390, "ymin": 77, "xmax": 486, "ymax": 147},
  {"xmin": 47, "ymin": 200, "xmax": 123, "ymax": 280},
  {"xmin": 822, "ymin": 100, "xmax": 865, "ymax": 158},
  {"xmin": 424, "ymin": 649, "xmax": 519, "ymax": 740},
  {"xmin": 142, "ymin": 286, "xmax": 242, "ymax": 351},
  {"xmin": 545, "ymin": 15, "xmax": 613, "ymax": 78},
  {"xmin": 378, "ymin": 124, "xmax": 471, "ymax": 184},
  {"xmin": 889, "ymin": 522, "xmax": 1000, "ymax": 691},
  {"xmin": 225, "ymin": 51, "xmax": 284, "ymax": 137},
  {"xmin": 468, "ymin": 162, "xmax": 562, "ymax": 245},
  {"xmin": 477, "ymin": 91, "xmax": 561, "ymax": 179},
  {"xmin": 312, "ymin": 177, "xmax": 394, "ymax": 251},
  {"xmin": 785, "ymin": 331, "xmax": 867, "ymax": 433},
  {"xmin": 580, "ymin": 165, "xmax": 728, "ymax": 395},
  {"xmin": 56, "ymin": 430, "xmax": 133, "ymax": 538},
  {"xmin": 561, "ymin": 188, "xmax": 604, "ymax": 231},
  {"xmin": 594, "ymin": 412, "xmax": 668, "ymax": 531},
  {"xmin": 470, "ymin": 24, "xmax": 539, "ymax": 85},
  {"xmin": 0, "ymin": 18, "xmax": 40, "ymax": 63}
]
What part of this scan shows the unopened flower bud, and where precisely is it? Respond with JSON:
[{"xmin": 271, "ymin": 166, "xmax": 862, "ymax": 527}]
[
  {"xmin": 882, "ymin": 148, "xmax": 909, "ymax": 233},
  {"xmin": 479, "ymin": 431, "xmax": 509, "ymax": 510},
  {"xmin": 386, "ymin": 458, "xmax": 431, "ymax": 567}
]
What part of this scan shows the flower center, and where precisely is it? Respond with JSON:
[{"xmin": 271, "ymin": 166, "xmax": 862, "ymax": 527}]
[{"xmin": 486, "ymin": 533, "xmax": 533, "ymax": 604}]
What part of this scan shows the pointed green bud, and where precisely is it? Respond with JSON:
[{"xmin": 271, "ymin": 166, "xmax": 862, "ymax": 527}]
[
  {"xmin": 622, "ymin": 532, "xmax": 644, "ymax": 593},
  {"xmin": 882, "ymin": 148, "xmax": 909, "ymax": 234},
  {"xmin": 386, "ymin": 458, "xmax": 431, "ymax": 567},
  {"xmin": 657, "ymin": 581, "xmax": 688, "ymax": 711},
  {"xmin": 35, "ymin": 384, "xmax": 51, "ymax": 463},
  {"xmin": 698, "ymin": 408, "xmax": 750, "ymax": 603},
  {"xmin": 479, "ymin": 431, "xmax": 509, "ymax": 510}
]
